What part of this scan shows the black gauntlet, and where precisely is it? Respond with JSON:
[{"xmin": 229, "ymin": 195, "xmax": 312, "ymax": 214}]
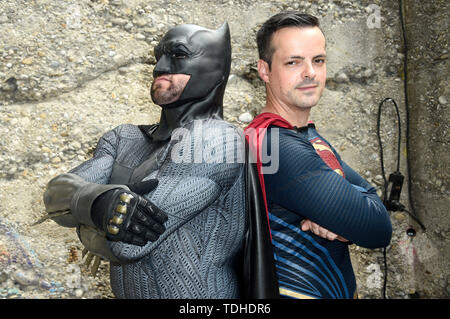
[{"xmin": 91, "ymin": 180, "xmax": 168, "ymax": 246}]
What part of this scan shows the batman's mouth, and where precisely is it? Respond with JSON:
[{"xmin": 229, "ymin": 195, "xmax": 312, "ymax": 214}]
[{"xmin": 154, "ymin": 75, "xmax": 171, "ymax": 83}]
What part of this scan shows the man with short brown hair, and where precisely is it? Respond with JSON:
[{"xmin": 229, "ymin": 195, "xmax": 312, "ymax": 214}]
[{"xmin": 245, "ymin": 11, "xmax": 392, "ymax": 299}]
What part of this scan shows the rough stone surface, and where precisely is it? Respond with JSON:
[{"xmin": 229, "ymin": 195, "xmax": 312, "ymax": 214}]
[{"xmin": 0, "ymin": 0, "xmax": 447, "ymax": 299}]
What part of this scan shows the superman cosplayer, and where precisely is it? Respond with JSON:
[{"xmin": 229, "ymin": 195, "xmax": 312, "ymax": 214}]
[{"xmin": 245, "ymin": 112, "xmax": 392, "ymax": 299}]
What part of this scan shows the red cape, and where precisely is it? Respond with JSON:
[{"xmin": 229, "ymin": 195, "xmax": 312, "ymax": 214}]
[
  {"xmin": 244, "ymin": 113, "xmax": 294, "ymax": 238},
  {"xmin": 241, "ymin": 112, "xmax": 293, "ymax": 298}
]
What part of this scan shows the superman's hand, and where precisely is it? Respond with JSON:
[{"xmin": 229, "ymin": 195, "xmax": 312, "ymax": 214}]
[{"xmin": 301, "ymin": 219, "xmax": 349, "ymax": 242}]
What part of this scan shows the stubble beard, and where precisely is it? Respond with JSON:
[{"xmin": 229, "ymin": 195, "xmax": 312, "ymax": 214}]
[
  {"xmin": 151, "ymin": 81, "xmax": 185, "ymax": 105},
  {"xmin": 289, "ymin": 80, "xmax": 324, "ymax": 109}
]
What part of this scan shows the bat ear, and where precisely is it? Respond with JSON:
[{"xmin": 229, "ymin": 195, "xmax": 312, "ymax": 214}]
[
  {"xmin": 217, "ymin": 22, "xmax": 230, "ymax": 42},
  {"xmin": 216, "ymin": 22, "xmax": 231, "ymax": 70}
]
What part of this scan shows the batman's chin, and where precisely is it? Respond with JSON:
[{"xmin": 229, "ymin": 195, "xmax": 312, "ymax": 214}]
[{"xmin": 151, "ymin": 78, "xmax": 189, "ymax": 106}]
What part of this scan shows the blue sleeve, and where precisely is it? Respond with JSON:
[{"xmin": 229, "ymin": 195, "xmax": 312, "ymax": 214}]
[
  {"xmin": 263, "ymin": 128, "xmax": 392, "ymax": 248},
  {"xmin": 342, "ymin": 161, "xmax": 376, "ymax": 192}
]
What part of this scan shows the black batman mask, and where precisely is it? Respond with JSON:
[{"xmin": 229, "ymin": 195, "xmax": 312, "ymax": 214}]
[{"xmin": 150, "ymin": 23, "xmax": 231, "ymax": 142}]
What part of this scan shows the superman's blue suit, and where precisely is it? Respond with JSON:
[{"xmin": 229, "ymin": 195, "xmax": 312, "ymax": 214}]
[{"xmin": 245, "ymin": 113, "xmax": 392, "ymax": 299}]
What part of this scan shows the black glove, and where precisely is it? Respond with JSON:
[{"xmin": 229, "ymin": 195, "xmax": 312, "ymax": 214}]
[{"xmin": 91, "ymin": 179, "xmax": 168, "ymax": 246}]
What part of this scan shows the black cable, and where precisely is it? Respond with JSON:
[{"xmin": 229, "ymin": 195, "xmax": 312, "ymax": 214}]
[
  {"xmin": 377, "ymin": 97, "xmax": 401, "ymax": 299},
  {"xmin": 376, "ymin": 98, "xmax": 401, "ymax": 203},
  {"xmin": 402, "ymin": 208, "xmax": 426, "ymax": 230},
  {"xmin": 376, "ymin": 95, "xmax": 425, "ymax": 298}
]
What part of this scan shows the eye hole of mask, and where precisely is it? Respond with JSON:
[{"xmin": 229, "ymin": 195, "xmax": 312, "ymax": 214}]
[
  {"xmin": 169, "ymin": 43, "xmax": 191, "ymax": 59},
  {"xmin": 154, "ymin": 42, "xmax": 191, "ymax": 61},
  {"xmin": 171, "ymin": 51, "xmax": 188, "ymax": 59}
]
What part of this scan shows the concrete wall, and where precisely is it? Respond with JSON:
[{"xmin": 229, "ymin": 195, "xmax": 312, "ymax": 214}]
[
  {"xmin": 0, "ymin": 0, "xmax": 447, "ymax": 298},
  {"xmin": 401, "ymin": 0, "xmax": 449, "ymax": 298}
]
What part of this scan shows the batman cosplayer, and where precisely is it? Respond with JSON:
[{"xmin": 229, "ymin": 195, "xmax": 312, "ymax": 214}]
[{"xmin": 42, "ymin": 23, "xmax": 278, "ymax": 299}]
